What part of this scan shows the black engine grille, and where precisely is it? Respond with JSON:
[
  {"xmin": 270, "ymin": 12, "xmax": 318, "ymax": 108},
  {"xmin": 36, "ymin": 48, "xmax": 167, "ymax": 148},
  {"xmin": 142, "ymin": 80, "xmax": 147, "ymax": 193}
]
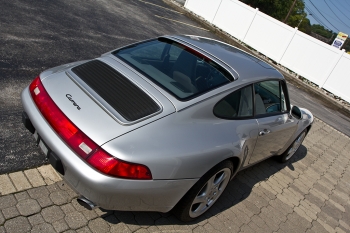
[{"xmin": 72, "ymin": 60, "xmax": 160, "ymax": 121}]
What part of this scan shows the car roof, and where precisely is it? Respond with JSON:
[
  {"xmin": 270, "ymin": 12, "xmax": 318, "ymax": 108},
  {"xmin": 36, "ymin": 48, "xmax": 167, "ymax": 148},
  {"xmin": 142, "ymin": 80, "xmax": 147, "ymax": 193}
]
[{"xmin": 165, "ymin": 35, "xmax": 284, "ymax": 83}]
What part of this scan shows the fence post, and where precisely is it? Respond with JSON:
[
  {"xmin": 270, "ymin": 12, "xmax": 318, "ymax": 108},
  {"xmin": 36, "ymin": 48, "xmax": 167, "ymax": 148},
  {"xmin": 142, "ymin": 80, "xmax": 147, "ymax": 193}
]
[
  {"xmin": 278, "ymin": 27, "xmax": 298, "ymax": 64},
  {"xmin": 211, "ymin": 0, "xmax": 223, "ymax": 24},
  {"xmin": 242, "ymin": 8, "xmax": 259, "ymax": 42},
  {"xmin": 319, "ymin": 49, "xmax": 345, "ymax": 89}
]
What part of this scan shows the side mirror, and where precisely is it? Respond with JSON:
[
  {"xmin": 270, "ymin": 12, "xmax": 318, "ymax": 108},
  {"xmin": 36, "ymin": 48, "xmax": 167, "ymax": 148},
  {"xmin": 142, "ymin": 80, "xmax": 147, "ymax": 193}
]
[{"xmin": 291, "ymin": 106, "xmax": 302, "ymax": 119}]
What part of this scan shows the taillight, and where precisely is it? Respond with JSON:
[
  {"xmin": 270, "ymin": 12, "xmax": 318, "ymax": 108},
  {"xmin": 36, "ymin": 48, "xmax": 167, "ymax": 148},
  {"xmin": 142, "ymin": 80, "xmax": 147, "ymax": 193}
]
[
  {"xmin": 29, "ymin": 76, "xmax": 152, "ymax": 180},
  {"xmin": 87, "ymin": 149, "xmax": 152, "ymax": 180}
]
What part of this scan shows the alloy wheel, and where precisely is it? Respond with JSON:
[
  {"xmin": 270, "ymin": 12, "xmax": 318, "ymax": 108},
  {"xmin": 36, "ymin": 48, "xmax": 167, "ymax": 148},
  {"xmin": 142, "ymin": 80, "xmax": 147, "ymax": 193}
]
[{"xmin": 189, "ymin": 168, "xmax": 231, "ymax": 218}]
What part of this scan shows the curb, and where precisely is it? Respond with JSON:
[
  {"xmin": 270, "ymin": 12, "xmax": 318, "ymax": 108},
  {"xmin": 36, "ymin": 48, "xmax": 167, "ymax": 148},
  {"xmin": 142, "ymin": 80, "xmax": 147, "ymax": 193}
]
[{"xmin": 0, "ymin": 165, "xmax": 62, "ymax": 197}]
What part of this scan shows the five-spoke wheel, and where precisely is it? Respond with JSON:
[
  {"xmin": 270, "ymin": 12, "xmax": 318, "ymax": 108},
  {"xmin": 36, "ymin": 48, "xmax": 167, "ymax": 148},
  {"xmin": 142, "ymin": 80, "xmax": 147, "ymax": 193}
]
[
  {"xmin": 189, "ymin": 168, "xmax": 231, "ymax": 218},
  {"xmin": 173, "ymin": 160, "xmax": 233, "ymax": 222}
]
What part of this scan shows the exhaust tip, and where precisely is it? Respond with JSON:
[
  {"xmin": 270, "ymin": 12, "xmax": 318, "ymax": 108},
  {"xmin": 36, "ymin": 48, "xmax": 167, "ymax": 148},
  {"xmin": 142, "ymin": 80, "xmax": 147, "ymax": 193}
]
[{"xmin": 77, "ymin": 196, "xmax": 97, "ymax": 210}]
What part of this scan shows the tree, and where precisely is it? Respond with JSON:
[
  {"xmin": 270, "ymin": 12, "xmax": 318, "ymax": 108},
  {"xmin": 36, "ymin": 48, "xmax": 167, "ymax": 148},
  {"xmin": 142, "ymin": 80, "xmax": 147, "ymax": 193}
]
[
  {"xmin": 289, "ymin": 14, "xmax": 311, "ymax": 34},
  {"xmin": 240, "ymin": 0, "xmax": 302, "ymax": 21},
  {"xmin": 240, "ymin": 0, "xmax": 311, "ymax": 34},
  {"xmin": 343, "ymin": 39, "xmax": 350, "ymax": 52},
  {"xmin": 311, "ymin": 24, "xmax": 334, "ymax": 38}
]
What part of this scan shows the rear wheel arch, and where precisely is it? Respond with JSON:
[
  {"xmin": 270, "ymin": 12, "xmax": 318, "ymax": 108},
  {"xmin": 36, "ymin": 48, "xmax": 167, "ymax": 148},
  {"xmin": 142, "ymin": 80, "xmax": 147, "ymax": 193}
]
[
  {"xmin": 226, "ymin": 156, "xmax": 241, "ymax": 179},
  {"xmin": 173, "ymin": 159, "xmax": 234, "ymax": 221}
]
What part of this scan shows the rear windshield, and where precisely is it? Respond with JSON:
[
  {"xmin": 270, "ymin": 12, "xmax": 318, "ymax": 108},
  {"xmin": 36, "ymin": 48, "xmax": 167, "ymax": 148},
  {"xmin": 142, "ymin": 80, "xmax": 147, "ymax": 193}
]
[{"xmin": 113, "ymin": 39, "xmax": 232, "ymax": 100}]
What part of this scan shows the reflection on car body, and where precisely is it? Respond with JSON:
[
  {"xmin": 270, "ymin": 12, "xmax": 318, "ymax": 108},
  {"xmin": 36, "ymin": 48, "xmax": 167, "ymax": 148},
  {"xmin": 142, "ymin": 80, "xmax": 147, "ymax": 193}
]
[{"xmin": 21, "ymin": 35, "xmax": 313, "ymax": 221}]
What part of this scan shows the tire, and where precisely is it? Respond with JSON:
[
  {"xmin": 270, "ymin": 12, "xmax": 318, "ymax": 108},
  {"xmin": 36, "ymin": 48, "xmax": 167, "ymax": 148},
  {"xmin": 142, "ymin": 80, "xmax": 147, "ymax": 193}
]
[
  {"xmin": 278, "ymin": 129, "xmax": 307, "ymax": 163},
  {"xmin": 173, "ymin": 160, "xmax": 233, "ymax": 222}
]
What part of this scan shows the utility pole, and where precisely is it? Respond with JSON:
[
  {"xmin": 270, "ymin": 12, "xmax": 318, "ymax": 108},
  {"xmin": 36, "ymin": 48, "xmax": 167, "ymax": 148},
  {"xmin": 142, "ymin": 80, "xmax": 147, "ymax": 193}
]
[
  {"xmin": 297, "ymin": 14, "xmax": 306, "ymax": 28},
  {"xmin": 328, "ymin": 33, "xmax": 335, "ymax": 43},
  {"xmin": 284, "ymin": 0, "xmax": 297, "ymax": 23}
]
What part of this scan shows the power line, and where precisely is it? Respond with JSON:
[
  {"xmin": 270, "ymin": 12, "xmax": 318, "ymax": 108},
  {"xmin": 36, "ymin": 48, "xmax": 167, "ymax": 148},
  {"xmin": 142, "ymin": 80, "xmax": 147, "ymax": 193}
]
[
  {"xmin": 324, "ymin": 0, "xmax": 350, "ymax": 30},
  {"xmin": 305, "ymin": 10, "xmax": 327, "ymax": 29},
  {"xmin": 305, "ymin": 5, "xmax": 334, "ymax": 31},
  {"xmin": 331, "ymin": 1, "xmax": 349, "ymax": 13},
  {"xmin": 328, "ymin": 0, "xmax": 350, "ymax": 21},
  {"xmin": 305, "ymin": 4, "xmax": 329, "ymax": 29},
  {"xmin": 318, "ymin": 3, "xmax": 350, "ymax": 27},
  {"xmin": 340, "ymin": 0, "xmax": 350, "ymax": 8},
  {"xmin": 307, "ymin": 5, "xmax": 338, "ymax": 24},
  {"xmin": 308, "ymin": 0, "xmax": 341, "ymax": 31},
  {"xmin": 321, "ymin": 9, "xmax": 348, "ymax": 23},
  {"xmin": 305, "ymin": 5, "xmax": 340, "ymax": 39},
  {"xmin": 305, "ymin": 6, "xmax": 324, "ymax": 26}
]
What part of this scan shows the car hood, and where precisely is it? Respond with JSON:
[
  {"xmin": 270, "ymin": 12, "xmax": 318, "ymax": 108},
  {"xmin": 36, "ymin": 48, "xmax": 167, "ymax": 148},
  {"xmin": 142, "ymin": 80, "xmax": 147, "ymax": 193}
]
[{"xmin": 40, "ymin": 57, "xmax": 175, "ymax": 145}]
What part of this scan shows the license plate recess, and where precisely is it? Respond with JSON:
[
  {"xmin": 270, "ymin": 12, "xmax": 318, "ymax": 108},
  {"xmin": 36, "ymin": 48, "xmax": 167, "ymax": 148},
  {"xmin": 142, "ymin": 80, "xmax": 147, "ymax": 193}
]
[{"xmin": 33, "ymin": 131, "xmax": 64, "ymax": 175}]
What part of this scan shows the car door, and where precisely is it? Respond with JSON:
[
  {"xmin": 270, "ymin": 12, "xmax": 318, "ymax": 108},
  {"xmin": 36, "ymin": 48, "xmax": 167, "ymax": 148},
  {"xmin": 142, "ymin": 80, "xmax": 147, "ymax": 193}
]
[
  {"xmin": 248, "ymin": 80, "xmax": 298, "ymax": 164},
  {"xmin": 213, "ymin": 84, "xmax": 259, "ymax": 165}
]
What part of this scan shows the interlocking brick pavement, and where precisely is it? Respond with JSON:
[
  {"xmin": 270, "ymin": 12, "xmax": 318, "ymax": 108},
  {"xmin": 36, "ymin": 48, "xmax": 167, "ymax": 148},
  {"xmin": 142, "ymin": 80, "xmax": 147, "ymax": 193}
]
[{"xmin": 0, "ymin": 118, "xmax": 349, "ymax": 232}]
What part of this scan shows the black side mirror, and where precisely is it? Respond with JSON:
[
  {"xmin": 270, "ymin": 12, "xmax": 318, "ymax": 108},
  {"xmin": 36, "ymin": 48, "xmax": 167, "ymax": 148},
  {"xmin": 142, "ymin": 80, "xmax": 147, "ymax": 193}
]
[{"xmin": 291, "ymin": 106, "xmax": 302, "ymax": 119}]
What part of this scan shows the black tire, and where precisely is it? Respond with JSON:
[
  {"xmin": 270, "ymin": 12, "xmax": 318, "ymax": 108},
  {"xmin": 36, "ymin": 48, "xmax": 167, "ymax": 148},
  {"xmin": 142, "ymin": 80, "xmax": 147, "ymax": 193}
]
[
  {"xmin": 278, "ymin": 129, "xmax": 307, "ymax": 163},
  {"xmin": 173, "ymin": 160, "xmax": 233, "ymax": 222}
]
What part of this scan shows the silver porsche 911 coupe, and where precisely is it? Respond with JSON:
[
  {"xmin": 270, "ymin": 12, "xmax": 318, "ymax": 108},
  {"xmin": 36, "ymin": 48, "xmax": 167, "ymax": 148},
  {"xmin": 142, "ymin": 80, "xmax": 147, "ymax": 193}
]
[{"xmin": 21, "ymin": 35, "xmax": 313, "ymax": 221}]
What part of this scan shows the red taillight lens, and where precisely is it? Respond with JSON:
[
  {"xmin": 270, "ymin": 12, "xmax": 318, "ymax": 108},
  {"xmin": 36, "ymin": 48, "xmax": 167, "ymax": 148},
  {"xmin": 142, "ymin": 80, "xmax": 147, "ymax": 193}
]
[
  {"xmin": 87, "ymin": 149, "xmax": 152, "ymax": 180},
  {"xmin": 30, "ymin": 76, "xmax": 97, "ymax": 159},
  {"xmin": 29, "ymin": 77, "xmax": 152, "ymax": 180}
]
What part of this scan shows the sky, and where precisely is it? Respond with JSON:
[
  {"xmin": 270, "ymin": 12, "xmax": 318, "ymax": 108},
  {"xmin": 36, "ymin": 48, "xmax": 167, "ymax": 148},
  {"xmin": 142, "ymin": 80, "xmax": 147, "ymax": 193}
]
[{"xmin": 304, "ymin": 0, "xmax": 350, "ymax": 36}]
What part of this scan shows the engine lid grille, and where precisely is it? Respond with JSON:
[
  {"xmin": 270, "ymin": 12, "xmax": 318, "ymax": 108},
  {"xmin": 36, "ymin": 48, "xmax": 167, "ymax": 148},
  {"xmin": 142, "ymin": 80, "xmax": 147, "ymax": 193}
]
[{"xmin": 72, "ymin": 60, "xmax": 160, "ymax": 122}]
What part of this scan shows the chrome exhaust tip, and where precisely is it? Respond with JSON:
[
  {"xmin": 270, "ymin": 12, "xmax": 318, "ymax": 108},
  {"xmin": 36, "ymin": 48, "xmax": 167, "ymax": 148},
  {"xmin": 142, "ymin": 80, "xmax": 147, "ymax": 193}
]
[{"xmin": 77, "ymin": 196, "xmax": 97, "ymax": 210}]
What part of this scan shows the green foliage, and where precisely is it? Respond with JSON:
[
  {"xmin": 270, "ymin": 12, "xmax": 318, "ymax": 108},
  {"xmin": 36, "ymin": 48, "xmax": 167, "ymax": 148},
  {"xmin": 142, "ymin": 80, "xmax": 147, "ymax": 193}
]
[
  {"xmin": 310, "ymin": 24, "xmax": 333, "ymax": 38},
  {"xmin": 289, "ymin": 14, "xmax": 311, "ymax": 34},
  {"xmin": 240, "ymin": 0, "xmax": 302, "ymax": 21},
  {"xmin": 342, "ymin": 39, "xmax": 350, "ymax": 51}
]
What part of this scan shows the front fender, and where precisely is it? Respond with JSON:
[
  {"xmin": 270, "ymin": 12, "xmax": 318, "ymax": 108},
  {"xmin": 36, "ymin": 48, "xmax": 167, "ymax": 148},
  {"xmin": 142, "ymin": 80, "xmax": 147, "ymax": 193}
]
[{"xmin": 300, "ymin": 108, "xmax": 314, "ymax": 132}]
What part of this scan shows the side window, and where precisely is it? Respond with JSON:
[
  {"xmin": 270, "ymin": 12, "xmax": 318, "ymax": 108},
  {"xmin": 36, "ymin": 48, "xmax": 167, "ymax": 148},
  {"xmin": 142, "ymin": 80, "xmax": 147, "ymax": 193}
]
[
  {"xmin": 214, "ymin": 85, "xmax": 253, "ymax": 119},
  {"xmin": 254, "ymin": 80, "xmax": 288, "ymax": 115}
]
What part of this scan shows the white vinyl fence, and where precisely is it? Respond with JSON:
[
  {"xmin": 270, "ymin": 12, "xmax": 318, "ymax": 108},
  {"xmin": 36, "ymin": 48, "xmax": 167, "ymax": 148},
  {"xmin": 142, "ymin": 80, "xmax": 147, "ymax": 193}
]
[{"xmin": 185, "ymin": 0, "xmax": 350, "ymax": 103}]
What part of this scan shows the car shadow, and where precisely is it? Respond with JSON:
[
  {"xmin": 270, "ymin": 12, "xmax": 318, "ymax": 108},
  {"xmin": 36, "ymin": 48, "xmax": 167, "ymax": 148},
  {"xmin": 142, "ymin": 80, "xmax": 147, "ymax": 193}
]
[{"xmin": 103, "ymin": 145, "xmax": 308, "ymax": 226}]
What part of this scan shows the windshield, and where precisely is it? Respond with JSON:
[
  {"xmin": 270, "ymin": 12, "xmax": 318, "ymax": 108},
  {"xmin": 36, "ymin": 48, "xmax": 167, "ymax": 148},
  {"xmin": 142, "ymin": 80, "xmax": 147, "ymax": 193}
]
[{"xmin": 113, "ymin": 39, "xmax": 232, "ymax": 100}]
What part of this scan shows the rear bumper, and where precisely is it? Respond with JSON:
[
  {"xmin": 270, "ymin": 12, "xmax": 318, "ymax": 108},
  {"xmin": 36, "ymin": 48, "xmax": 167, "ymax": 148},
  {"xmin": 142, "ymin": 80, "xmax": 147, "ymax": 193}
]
[
  {"xmin": 21, "ymin": 86, "xmax": 197, "ymax": 212},
  {"xmin": 22, "ymin": 111, "xmax": 35, "ymax": 134}
]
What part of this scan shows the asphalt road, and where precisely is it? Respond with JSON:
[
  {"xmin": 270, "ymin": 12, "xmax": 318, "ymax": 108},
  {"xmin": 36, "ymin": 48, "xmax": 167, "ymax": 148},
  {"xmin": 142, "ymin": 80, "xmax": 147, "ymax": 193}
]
[
  {"xmin": 287, "ymin": 83, "xmax": 350, "ymax": 135},
  {"xmin": 0, "ymin": 0, "xmax": 349, "ymax": 174},
  {"xmin": 0, "ymin": 0, "xmax": 218, "ymax": 174}
]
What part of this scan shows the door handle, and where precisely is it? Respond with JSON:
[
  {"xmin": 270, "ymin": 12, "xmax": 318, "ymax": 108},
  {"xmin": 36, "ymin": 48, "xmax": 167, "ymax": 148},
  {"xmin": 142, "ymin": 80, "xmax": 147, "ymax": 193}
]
[{"xmin": 259, "ymin": 129, "xmax": 271, "ymax": 136}]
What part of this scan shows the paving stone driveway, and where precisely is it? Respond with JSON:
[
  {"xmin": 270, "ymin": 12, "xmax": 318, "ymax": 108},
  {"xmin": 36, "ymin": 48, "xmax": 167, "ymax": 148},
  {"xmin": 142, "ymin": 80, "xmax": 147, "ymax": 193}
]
[{"xmin": 0, "ymin": 118, "xmax": 349, "ymax": 233}]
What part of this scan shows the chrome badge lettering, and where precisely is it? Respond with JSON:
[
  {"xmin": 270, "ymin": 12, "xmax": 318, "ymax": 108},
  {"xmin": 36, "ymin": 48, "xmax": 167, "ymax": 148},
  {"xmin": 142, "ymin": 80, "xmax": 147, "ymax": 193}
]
[{"xmin": 66, "ymin": 94, "xmax": 81, "ymax": 110}]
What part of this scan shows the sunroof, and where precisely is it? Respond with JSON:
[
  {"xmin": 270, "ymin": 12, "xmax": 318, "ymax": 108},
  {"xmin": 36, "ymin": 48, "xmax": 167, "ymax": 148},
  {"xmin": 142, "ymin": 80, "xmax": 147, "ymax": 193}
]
[{"xmin": 113, "ymin": 39, "xmax": 232, "ymax": 101}]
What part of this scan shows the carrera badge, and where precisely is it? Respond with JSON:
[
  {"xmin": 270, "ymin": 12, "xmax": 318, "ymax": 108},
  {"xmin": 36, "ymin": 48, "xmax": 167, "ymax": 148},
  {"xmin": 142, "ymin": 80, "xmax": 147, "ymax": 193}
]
[{"xmin": 66, "ymin": 94, "xmax": 81, "ymax": 110}]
